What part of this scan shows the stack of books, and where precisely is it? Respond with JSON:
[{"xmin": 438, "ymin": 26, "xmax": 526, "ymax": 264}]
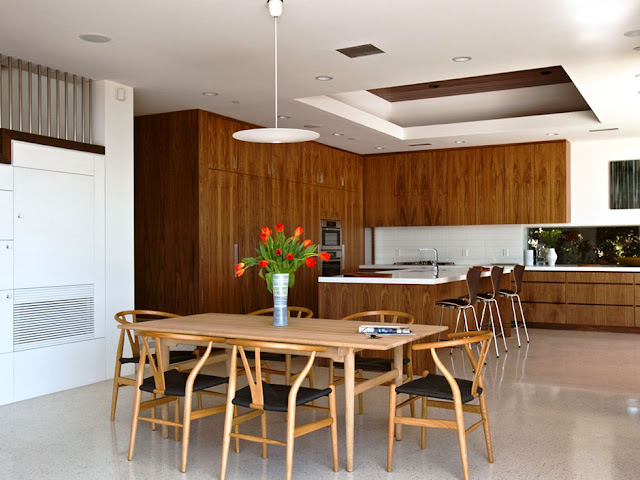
[{"xmin": 358, "ymin": 325, "xmax": 413, "ymax": 336}]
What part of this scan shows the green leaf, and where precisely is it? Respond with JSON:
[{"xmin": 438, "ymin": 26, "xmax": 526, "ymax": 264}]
[{"xmin": 289, "ymin": 272, "xmax": 295, "ymax": 288}]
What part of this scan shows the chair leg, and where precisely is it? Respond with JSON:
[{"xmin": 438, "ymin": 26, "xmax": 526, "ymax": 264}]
[
  {"xmin": 285, "ymin": 404, "xmax": 296, "ymax": 480},
  {"xmin": 386, "ymin": 386, "xmax": 397, "ymax": 472},
  {"xmin": 451, "ymin": 309, "xmax": 462, "ymax": 354},
  {"xmin": 127, "ymin": 375, "xmax": 144, "ymax": 461},
  {"xmin": 110, "ymin": 364, "xmax": 121, "ymax": 422},
  {"xmin": 510, "ymin": 297, "xmax": 521, "ymax": 347},
  {"xmin": 234, "ymin": 406, "xmax": 241, "ymax": 453},
  {"xmin": 493, "ymin": 299, "xmax": 508, "ymax": 353},
  {"xmin": 181, "ymin": 393, "xmax": 194, "ymax": 473},
  {"xmin": 197, "ymin": 391, "xmax": 203, "ymax": 410},
  {"xmin": 261, "ymin": 411, "xmax": 268, "ymax": 459},
  {"xmin": 420, "ymin": 396, "xmax": 428, "ymax": 450},
  {"xmin": 487, "ymin": 302, "xmax": 500, "ymax": 358},
  {"xmin": 479, "ymin": 393, "xmax": 494, "ymax": 463},
  {"xmin": 151, "ymin": 393, "xmax": 157, "ymax": 431},
  {"xmin": 516, "ymin": 295, "xmax": 530, "ymax": 343},
  {"xmin": 174, "ymin": 397, "xmax": 181, "ymax": 442},
  {"xmin": 454, "ymin": 401, "xmax": 470, "ymax": 480},
  {"xmin": 329, "ymin": 386, "xmax": 339, "ymax": 472}
]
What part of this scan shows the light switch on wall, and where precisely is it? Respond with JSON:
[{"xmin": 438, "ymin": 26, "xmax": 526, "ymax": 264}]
[
  {"xmin": 503, "ymin": 248, "xmax": 510, "ymax": 256},
  {"xmin": 462, "ymin": 249, "xmax": 469, "ymax": 257}
]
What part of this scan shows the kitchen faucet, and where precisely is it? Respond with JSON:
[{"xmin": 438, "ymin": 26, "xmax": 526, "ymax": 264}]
[{"xmin": 419, "ymin": 247, "xmax": 439, "ymax": 275}]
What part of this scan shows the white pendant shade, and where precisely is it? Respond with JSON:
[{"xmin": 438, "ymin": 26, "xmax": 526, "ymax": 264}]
[
  {"xmin": 233, "ymin": 127, "xmax": 320, "ymax": 143},
  {"xmin": 233, "ymin": 0, "xmax": 320, "ymax": 145}
]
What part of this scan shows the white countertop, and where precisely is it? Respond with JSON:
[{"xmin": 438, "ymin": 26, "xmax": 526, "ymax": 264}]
[
  {"xmin": 319, "ymin": 266, "xmax": 511, "ymax": 285},
  {"xmin": 359, "ymin": 264, "xmax": 640, "ymax": 273}
]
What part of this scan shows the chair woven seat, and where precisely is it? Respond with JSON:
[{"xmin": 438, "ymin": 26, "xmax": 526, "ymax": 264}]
[
  {"xmin": 232, "ymin": 382, "xmax": 332, "ymax": 413},
  {"xmin": 140, "ymin": 368, "xmax": 228, "ymax": 397},
  {"xmin": 333, "ymin": 354, "xmax": 410, "ymax": 372},
  {"xmin": 396, "ymin": 374, "xmax": 481, "ymax": 404},
  {"xmin": 120, "ymin": 350, "xmax": 197, "ymax": 365},
  {"xmin": 436, "ymin": 298, "xmax": 471, "ymax": 308}
]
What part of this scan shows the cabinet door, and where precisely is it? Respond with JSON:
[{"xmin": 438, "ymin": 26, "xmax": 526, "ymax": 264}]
[
  {"xmin": 13, "ymin": 167, "xmax": 94, "ymax": 289},
  {"xmin": 237, "ymin": 140, "xmax": 273, "ymax": 178},
  {"xmin": 476, "ymin": 146, "xmax": 507, "ymax": 224},
  {"xmin": 0, "ymin": 190, "xmax": 12, "ymax": 239},
  {"xmin": 271, "ymin": 143, "xmax": 302, "ymax": 182},
  {"xmin": 236, "ymin": 174, "xmax": 274, "ymax": 313},
  {"xmin": 0, "ymin": 241, "xmax": 13, "ymax": 290},
  {"xmin": 444, "ymin": 149, "xmax": 478, "ymax": 225},
  {"xmin": 0, "ymin": 291, "xmax": 12, "ymax": 354},
  {"xmin": 503, "ymin": 144, "xmax": 535, "ymax": 224},
  {"xmin": 200, "ymin": 169, "xmax": 241, "ymax": 313},
  {"xmin": 534, "ymin": 141, "xmax": 570, "ymax": 223},
  {"xmin": 363, "ymin": 155, "xmax": 398, "ymax": 226},
  {"xmin": 343, "ymin": 154, "xmax": 363, "ymax": 192}
]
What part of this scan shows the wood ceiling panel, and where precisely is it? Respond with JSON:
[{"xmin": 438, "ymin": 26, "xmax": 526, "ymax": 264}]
[{"xmin": 369, "ymin": 66, "xmax": 574, "ymax": 102}]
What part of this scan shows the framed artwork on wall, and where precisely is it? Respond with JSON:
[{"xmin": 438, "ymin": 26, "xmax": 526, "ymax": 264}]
[{"xmin": 610, "ymin": 159, "xmax": 640, "ymax": 209}]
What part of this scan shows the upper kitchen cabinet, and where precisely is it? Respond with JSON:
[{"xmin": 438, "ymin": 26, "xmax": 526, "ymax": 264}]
[
  {"xmin": 199, "ymin": 110, "xmax": 241, "ymax": 172},
  {"xmin": 364, "ymin": 140, "xmax": 570, "ymax": 226}
]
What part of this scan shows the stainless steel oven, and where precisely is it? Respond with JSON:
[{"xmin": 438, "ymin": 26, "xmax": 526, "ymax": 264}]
[
  {"xmin": 320, "ymin": 248, "xmax": 343, "ymax": 277},
  {"xmin": 321, "ymin": 219, "xmax": 342, "ymax": 248},
  {"xmin": 320, "ymin": 219, "xmax": 343, "ymax": 276}
]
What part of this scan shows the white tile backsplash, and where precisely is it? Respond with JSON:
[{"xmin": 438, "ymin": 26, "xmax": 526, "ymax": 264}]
[{"xmin": 373, "ymin": 225, "xmax": 526, "ymax": 265}]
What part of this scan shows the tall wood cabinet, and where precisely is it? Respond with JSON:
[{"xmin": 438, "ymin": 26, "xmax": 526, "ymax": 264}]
[
  {"xmin": 364, "ymin": 140, "xmax": 571, "ymax": 226},
  {"xmin": 135, "ymin": 110, "xmax": 363, "ymax": 317}
]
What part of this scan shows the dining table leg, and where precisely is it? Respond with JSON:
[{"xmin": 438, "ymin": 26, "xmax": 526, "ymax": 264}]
[{"xmin": 344, "ymin": 348, "xmax": 355, "ymax": 472}]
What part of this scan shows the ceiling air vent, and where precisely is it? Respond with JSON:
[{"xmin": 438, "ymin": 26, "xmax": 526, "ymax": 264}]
[
  {"xmin": 336, "ymin": 44, "xmax": 385, "ymax": 58},
  {"xmin": 409, "ymin": 143, "xmax": 432, "ymax": 147}
]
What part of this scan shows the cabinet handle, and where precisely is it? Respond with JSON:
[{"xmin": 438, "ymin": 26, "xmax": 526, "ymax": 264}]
[
  {"xmin": 17, "ymin": 213, "xmax": 24, "ymax": 219},
  {"xmin": 233, "ymin": 154, "xmax": 238, "ymax": 169},
  {"xmin": 271, "ymin": 163, "xmax": 276, "ymax": 176},
  {"xmin": 317, "ymin": 172, "xmax": 324, "ymax": 183},
  {"xmin": 341, "ymin": 176, "xmax": 345, "ymax": 187},
  {"xmin": 268, "ymin": 163, "xmax": 272, "ymax": 175},
  {"xmin": 233, "ymin": 243, "xmax": 239, "ymax": 273}
]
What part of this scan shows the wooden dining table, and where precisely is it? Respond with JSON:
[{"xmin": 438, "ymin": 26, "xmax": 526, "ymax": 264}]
[{"xmin": 119, "ymin": 312, "xmax": 446, "ymax": 472}]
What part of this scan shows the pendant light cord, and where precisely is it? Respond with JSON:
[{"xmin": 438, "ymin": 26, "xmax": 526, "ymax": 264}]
[{"xmin": 274, "ymin": 15, "xmax": 278, "ymax": 129}]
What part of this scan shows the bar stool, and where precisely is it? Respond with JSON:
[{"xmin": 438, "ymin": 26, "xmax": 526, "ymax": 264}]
[
  {"xmin": 477, "ymin": 266, "xmax": 508, "ymax": 357},
  {"xmin": 436, "ymin": 268, "xmax": 481, "ymax": 344},
  {"xmin": 498, "ymin": 264, "xmax": 529, "ymax": 347}
]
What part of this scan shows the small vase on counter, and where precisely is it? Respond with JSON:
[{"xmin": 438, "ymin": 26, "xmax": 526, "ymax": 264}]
[
  {"xmin": 272, "ymin": 273, "xmax": 289, "ymax": 326},
  {"xmin": 545, "ymin": 248, "xmax": 558, "ymax": 267}
]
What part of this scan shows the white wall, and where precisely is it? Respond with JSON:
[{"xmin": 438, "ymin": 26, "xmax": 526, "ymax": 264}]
[
  {"xmin": 569, "ymin": 137, "xmax": 640, "ymax": 226},
  {"xmin": 92, "ymin": 80, "xmax": 135, "ymax": 379}
]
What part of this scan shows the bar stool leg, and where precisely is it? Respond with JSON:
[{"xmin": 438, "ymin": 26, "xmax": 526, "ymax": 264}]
[
  {"xmin": 451, "ymin": 309, "xmax": 462, "ymax": 354},
  {"xmin": 479, "ymin": 302, "xmax": 488, "ymax": 329},
  {"xmin": 472, "ymin": 306, "xmax": 480, "ymax": 331},
  {"xmin": 438, "ymin": 306, "xmax": 445, "ymax": 341},
  {"xmin": 493, "ymin": 299, "xmax": 508, "ymax": 353},
  {"xmin": 487, "ymin": 302, "xmax": 500, "ymax": 358},
  {"xmin": 510, "ymin": 297, "xmax": 521, "ymax": 347},
  {"xmin": 516, "ymin": 294, "xmax": 530, "ymax": 343},
  {"xmin": 462, "ymin": 309, "xmax": 470, "ymax": 332}
]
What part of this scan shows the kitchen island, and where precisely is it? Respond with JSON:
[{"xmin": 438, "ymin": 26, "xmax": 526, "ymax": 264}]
[{"xmin": 318, "ymin": 266, "xmax": 512, "ymax": 374}]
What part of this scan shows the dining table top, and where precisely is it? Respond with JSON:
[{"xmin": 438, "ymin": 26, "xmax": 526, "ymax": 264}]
[{"xmin": 118, "ymin": 312, "xmax": 447, "ymax": 351}]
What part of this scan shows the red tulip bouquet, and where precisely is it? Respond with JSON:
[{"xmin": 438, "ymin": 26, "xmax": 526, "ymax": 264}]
[{"xmin": 235, "ymin": 223, "xmax": 330, "ymax": 293}]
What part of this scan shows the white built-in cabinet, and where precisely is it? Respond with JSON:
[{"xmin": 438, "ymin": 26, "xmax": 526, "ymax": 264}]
[{"xmin": 0, "ymin": 141, "xmax": 105, "ymax": 405}]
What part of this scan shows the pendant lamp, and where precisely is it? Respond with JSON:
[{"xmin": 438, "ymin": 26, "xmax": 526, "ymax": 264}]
[{"xmin": 233, "ymin": 0, "xmax": 320, "ymax": 143}]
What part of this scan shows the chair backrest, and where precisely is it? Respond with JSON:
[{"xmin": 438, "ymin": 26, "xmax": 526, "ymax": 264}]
[
  {"xmin": 114, "ymin": 310, "xmax": 180, "ymax": 359},
  {"xmin": 412, "ymin": 331, "xmax": 493, "ymax": 398},
  {"xmin": 340, "ymin": 310, "xmax": 415, "ymax": 324},
  {"xmin": 512, "ymin": 264, "xmax": 525, "ymax": 294},
  {"xmin": 466, "ymin": 268, "xmax": 482, "ymax": 305},
  {"xmin": 489, "ymin": 266, "xmax": 504, "ymax": 296},
  {"xmin": 136, "ymin": 331, "xmax": 226, "ymax": 394},
  {"xmin": 248, "ymin": 306, "xmax": 313, "ymax": 319},
  {"xmin": 229, "ymin": 339, "xmax": 327, "ymax": 409}
]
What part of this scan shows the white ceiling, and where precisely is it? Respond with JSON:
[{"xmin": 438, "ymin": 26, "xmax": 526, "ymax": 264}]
[{"xmin": 0, "ymin": 0, "xmax": 639, "ymax": 154}]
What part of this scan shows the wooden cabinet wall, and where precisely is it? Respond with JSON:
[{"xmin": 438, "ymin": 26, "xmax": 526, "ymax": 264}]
[
  {"xmin": 519, "ymin": 270, "xmax": 640, "ymax": 331},
  {"xmin": 135, "ymin": 110, "xmax": 363, "ymax": 316},
  {"xmin": 364, "ymin": 140, "xmax": 570, "ymax": 226}
]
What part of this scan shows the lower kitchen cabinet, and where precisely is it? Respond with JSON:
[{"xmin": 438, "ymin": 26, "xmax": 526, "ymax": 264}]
[{"xmin": 520, "ymin": 270, "xmax": 640, "ymax": 331}]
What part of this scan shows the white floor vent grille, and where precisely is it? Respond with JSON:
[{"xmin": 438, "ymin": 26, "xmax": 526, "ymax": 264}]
[{"xmin": 13, "ymin": 284, "xmax": 95, "ymax": 351}]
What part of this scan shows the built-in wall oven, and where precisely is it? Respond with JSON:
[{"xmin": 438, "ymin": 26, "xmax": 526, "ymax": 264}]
[{"xmin": 320, "ymin": 219, "xmax": 343, "ymax": 276}]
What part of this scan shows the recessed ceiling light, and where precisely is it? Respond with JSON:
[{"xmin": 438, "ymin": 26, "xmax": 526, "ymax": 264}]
[
  {"xmin": 202, "ymin": 92, "xmax": 218, "ymax": 96},
  {"xmin": 454, "ymin": 140, "xmax": 466, "ymax": 144},
  {"xmin": 315, "ymin": 75, "xmax": 333, "ymax": 81},
  {"xmin": 375, "ymin": 146, "xmax": 386, "ymax": 150},
  {"xmin": 304, "ymin": 124, "xmax": 323, "ymax": 129},
  {"xmin": 452, "ymin": 56, "xmax": 472, "ymax": 62},
  {"xmin": 277, "ymin": 115, "xmax": 290, "ymax": 119},
  {"xmin": 635, "ymin": 46, "xmax": 640, "ymax": 51},
  {"xmin": 231, "ymin": 100, "xmax": 240, "ymax": 104},
  {"xmin": 546, "ymin": 133, "xmax": 559, "ymax": 136},
  {"xmin": 79, "ymin": 33, "xmax": 111, "ymax": 43},
  {"xmin": 348, "ymin": 138, "xmax": 356, "ymax": 141},
  {"xmin": 624, "ymin": 30, "xmax": 640, "ymax": 37},
  {"xmin": 332, "ymin": 133, "xmax": 343, "ymax": 136}
]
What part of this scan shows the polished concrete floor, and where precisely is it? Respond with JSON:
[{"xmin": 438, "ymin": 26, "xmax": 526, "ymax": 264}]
[{"xmin": 1, "ymin": 328, "xmax": 639, "ymax": 479}]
